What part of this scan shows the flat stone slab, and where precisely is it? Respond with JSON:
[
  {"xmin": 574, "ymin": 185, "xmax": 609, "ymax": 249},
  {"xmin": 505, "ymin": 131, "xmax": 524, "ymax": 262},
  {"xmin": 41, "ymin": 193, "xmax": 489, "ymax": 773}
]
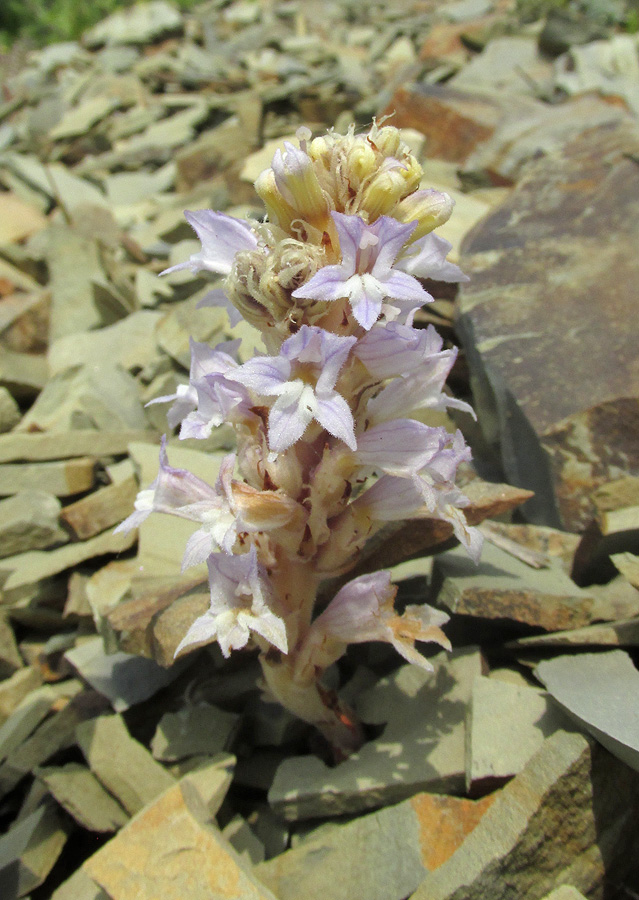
[
  {"xmin": 257, "ymin": 791, "xmax": 495, "ymax": 900},
  {"xmin": 83, "ymin": 780, "xmax": 278, "ymax": 900},
  {"xmin": 466, "ymin": 676, "xmax": 572, "ymax": 793},
  {"xmin": 269, "ymin": 648, "xmax": 481, "ymax": 820},
  {"xmin": 433, "ymin": 541, "xmax": 596, "ymax": 633},
  {"xmin": 457, "ymin": 120, "xmax": 639, "ymax": 530},
  {"xmin": 411, "ymin": 730, "xmax": 639, "ymax": 900},
  {"xmin": 536, "ymin": 650, "xmax": 639, "ymax": 774}
]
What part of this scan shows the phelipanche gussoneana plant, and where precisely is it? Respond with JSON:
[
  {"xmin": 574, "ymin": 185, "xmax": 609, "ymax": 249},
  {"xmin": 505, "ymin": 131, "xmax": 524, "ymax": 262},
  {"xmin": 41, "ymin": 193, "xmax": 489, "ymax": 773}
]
[{"xmin": 117, "ymin": 123, "xmax": 482, "ymax": 758}]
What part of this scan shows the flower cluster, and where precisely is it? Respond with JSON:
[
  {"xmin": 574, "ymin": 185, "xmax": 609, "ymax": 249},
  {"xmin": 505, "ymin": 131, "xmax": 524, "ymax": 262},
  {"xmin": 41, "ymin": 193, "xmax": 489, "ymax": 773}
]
[{"xmin": 118, "ymin": 122, "xmax": 482, "ymax": 755}]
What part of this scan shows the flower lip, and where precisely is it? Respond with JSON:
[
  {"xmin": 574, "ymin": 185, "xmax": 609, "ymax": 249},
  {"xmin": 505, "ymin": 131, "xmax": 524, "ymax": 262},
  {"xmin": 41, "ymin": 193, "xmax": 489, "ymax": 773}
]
[{"xmin": 292, "ymin": 212, "xmax": 432, "ymax": 330}]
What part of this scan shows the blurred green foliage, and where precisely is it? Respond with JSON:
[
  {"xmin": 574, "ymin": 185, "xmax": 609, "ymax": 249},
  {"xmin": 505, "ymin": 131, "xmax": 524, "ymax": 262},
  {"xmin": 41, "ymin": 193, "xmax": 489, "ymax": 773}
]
[{"xmin": 0, "ymin": 0, "xmax": 202, "ymax": 48}]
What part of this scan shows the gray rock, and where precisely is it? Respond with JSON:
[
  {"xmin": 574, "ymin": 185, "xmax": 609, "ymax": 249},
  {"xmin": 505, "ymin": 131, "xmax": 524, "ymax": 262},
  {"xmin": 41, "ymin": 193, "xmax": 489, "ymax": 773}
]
[
  {"xmin": 0, "ymin": 388, "xmax": 20, "ymax": 433},
  {"xmin": 465, "ymin": 676, "xmax": 573, "ymax": 793},
  {"xmin": 536, "ymin": 650, "xmax": 639, "ymax": 774},
  {"xmin": 17, "ymin": 364, "xmax": 148, "ymax": 433},
  {"xmin": 76, "ymin": 714, "xmax": 174, "ymax": 816},
  {"xmin": 411, "ymin": 730, "xmax": 639, "ymax": 899},
  {"xmin": 151, "ymin": 703, "xmax": 240, "ymax": 762},
  {"xmin": 0, "ymin": 800, "xmax": 69, "ymax": 898},
  {"xmin": 0, "ymin": 491, "xmax": 67, "ymax": 558},
  {"xmin": 83, "ymin": 0, "xmax": 183, "ymax": 47},
  {"xmin": 65, "ymin": 636, "xmax": 179, "ymax": 713},
  {"xmin": 433, "ymin": 541, "xmax": 596, "ymax": 632},
  {"xmin": 37, "ymin": 763, "xmax": 129, "ymax": 832},
  {"xmin": 457, "ymin": 121, "xmax": 639, "ymax": 529},
  {"xmin": 269, "ymin": 648, "xmax": 481, "ymax": 820}
]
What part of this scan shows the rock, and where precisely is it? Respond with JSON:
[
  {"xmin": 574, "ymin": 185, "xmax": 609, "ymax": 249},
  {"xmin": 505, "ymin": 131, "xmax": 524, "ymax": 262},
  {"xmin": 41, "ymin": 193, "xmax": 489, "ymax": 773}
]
[
  {"xmin": 449, "ymin": 37, "xmax": 551, "ymax": 97},
  {"xmin": 0, "ymin": 491, "xmax": 67, "ymax": 558},
  {"xmin": 269, "ymin": 648, "xmax": 482, "ymax": 820},
  {"xmin": 0, "ymin": 349, "xmax": 47, "ymax": 401},
  {"xmin": 536, "ymin": 650, "xmax": 639, "ymax": 774},
  {"xmin": 155, "ymin": 295, "xmax": 229, "ymax": 369},
  {"xmin": 83, "ymin": 779, "xmax": 279, "ymax": 900},
  {"xmin": 257, "ymin": 791, "xmax": 495, "ymax": 900},
  {"xmin": 83, "ymin": 0, "xmax": 183, "ymax": 48},
  {"xmin": 65, "ymin": 636, "xmax": 180, "ymax": 712},
  {"xmin": 478, "ymin": 521, "xmax": 580, "ymax": 574},
  {"xmin": 554, "ymin": 35, "xmax": 639, "ymax": 116},
  {"xmin": 0, "ymin": 612, "xmax": 22, "ymax": 678},
  {"xmin": 0, "ymin": 389, "xmax": 21, "ymax": 434},
  {"xmin": 0, "ymin": 800, "xmax": 69, "ymax": 898},
  {"xmin": 0, "ymin": 192, "xmax": 47, "ymax": 244},
  {"xmin": 465, "ymin": 676, "xmax": 573, "ymax": 794},
  {"xmin": 0, "ymin": 457, "xmax": 96, "ymax": 499},
  {"xmin": 48, "ymin": 310, "xmax": 163, "ymax": 376},
  {"xmin": 457, "ymin": 121, "xmax": 639, "ymax": 530},
  {"xmin": 16, "ymin": 363, "xmax": 148, "ymax": 433},
  {"xmin": 572, "ymin": 477, "xmax": 639, "ymax": 583},
  {"xmin": 50, "ymin": 867, "xmax": 110, "ymax": 900},
  {"xmin": 382, "ymin": 83, "xmax": 533, "ymax": 165},
  {"xmin": 506, "ymin": 616, "xmax": 639, "ymax": 650},
  {"xmin": 40, "ymin": 225, "xmax": 108, "ymax": 340},
  {"xmin": 60, "ymin": 476, "xmax": 139, "ymax": 540},
  {"xmin": 411, "ymin": 730, "xmax": 639, "ymax": 900},
  {"xmin": 0, "ymin": 668, "xmax": 43, "ymax": 725},
  {"xmin": 0, "ymin": 528, "xmax": 135, "ymax": 598},
  {"xmin": 540, "ymin": 888, "xmax": 588, "ymax": 900},
  {"xmin": 106, "ymin": 576, "xmax": 210, "ymax": 664},
  {"xmin": 0, "ymin": 687, "xmax": 106, "ymax": 795},
  {"xmin": 76, "ymin": 714, "xmax": 174, "ymax": 815},
  {"xmin": 49, "ymin": 95, "xmax": 122, "ymax": 140},
  {"xmin": 613, "ymin": 552, "xmax": 639, "ymax": 589},
  {"xmin": 37, "ymin": 762, "xmax": 129, "ymax": 832},
  {"xmin": 223, "ymin": 815, "xmax": 266, "ymax": 866},
  {"xmin": 432, "ymin": 541, "xmax": 597, "ymax": 633},
  {"xmin": 151, "ymin": 703, "xmax": 240, "ymax": 762},
  {"xmin": 0, "ymin": 429, "xmax": 157, "ymax": 463}
]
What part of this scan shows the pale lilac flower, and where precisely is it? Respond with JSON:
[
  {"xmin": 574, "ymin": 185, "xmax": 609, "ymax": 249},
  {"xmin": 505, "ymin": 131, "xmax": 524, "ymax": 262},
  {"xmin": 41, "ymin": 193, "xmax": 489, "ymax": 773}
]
[
  {"xmin": 146, "ymin": 382, "xmax": 197, "ymax": 430},
  {"xmin": 355, "ymin": 420, "xmax": 453, "ymax": 477},
  {"xmin": 366, "ymin": 345, "xmax": 474, "ymax": 425},
  {"xmin": 356, "ymin": 430, "xmax": 483, "ymax": 563},
  {"xmin": 197, "ymin": 286, "xmax": 243, "ymax": 326},
  {"xmin": 177, "ymin": 340, "xmax": 253, "ymax": 440},
  {"xmin": 229, "ymin": 325, "xmax": 357, "ymax": 453},
  {"xmin": 174, "ymin": 546, "xmax": 287, "ymax": 658},
  {"xmin": 354, "ymin": 322, "xmax": 447, "ymax": 379},
  {"xmin": 161, "ymin": 210, "xmax": 257, "ymax": 277},
  {"xmin": 292, "ymin": 213, "xmax": 432, "ymax": 330},
  {"xmin": 297, "ymin": 571, "xmax": 450, "ymax": 674},
  {"xmin": 115, "ymin": 438, "xmax": 241, "ymax": 559},
  {"xmin": 396, "ymin": 232, "xmax": 469, "ymax": 283}
]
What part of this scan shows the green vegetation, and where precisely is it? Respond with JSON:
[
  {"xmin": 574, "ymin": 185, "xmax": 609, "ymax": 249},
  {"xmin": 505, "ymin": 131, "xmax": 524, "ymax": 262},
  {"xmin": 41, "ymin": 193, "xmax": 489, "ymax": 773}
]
[{"xmin": 0, "ymin": 0, "xmax": 204, "ymax": 49}]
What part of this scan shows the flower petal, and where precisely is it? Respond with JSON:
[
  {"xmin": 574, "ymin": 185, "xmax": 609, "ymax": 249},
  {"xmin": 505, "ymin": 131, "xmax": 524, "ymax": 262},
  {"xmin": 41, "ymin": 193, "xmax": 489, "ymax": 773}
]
[
  {"xmin": 396, "ymin": 233, "xmax": 469, "ymax": 283},
  {"xmin": 161, "ymin": 210, "xmax": 257, "ymax": 277},
  {"xmin": 315, "ymin": 392, "xmax": 357, "ymax": 450}
]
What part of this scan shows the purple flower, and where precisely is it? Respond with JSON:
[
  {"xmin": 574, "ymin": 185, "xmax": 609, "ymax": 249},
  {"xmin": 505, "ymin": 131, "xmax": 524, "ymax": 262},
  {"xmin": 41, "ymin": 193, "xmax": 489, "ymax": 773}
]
[
  {"xmin": 297, "ymin": 571, "xmax": 450, "ymax": 674},
  {"xmin": 229, "ymin": 325, "xmax": 357, "ymax": 453},
  {"xmin": 292, "ymin": 213, "xmax": 432, "ymax": 330},
  {"xmin": 177, "ymin": 339, "xmax": 253, "ymax": 440},
  {"xmin": 396, "ymin": 232, "xmax": 469, "ymax": 283},
  {"xmin": 355, "ymin": 419, "xmax": 453, "ymax": 477},
  {"xmin": 115, "ymin": 438, "xmax": 240, "ymax": 559},
  {"xmin": 356, "ymin": 430, "xmax": 483, "ymax": 564},
  {"xmin": 174, "ymin": 546, "xmax": 287, "ymax": 658},
  {"xmin": 161, "ymin": 210, "xmax": 257, "ymax": 277},
  {"xmin": 354, "ymin": 322, "xmax": 446, "ymax": 379}
]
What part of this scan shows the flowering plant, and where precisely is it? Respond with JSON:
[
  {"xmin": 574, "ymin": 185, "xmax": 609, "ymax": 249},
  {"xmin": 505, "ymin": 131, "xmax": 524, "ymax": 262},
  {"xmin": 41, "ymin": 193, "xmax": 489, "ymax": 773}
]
[{"xmin": 118, "ymin": 123, "xmax": 482, "ymax": 758}]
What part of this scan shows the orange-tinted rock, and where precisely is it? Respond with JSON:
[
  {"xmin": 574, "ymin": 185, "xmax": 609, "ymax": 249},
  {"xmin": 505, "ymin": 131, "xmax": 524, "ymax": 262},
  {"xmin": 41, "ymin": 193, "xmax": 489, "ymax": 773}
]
[
  {"xmin": 382, "ymin": 84, "xmax": 504, "ymax": 164},
  {"xmin": 412, "ymin": 791, "xmax": 496, "ymax": 870}
]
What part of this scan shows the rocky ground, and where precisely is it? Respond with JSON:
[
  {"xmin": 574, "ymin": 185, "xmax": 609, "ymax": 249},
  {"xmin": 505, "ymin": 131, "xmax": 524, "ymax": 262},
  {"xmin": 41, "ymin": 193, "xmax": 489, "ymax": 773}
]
[{"xmin": 1, "ymin": 0, "xmax": 639, "ymax": 897}]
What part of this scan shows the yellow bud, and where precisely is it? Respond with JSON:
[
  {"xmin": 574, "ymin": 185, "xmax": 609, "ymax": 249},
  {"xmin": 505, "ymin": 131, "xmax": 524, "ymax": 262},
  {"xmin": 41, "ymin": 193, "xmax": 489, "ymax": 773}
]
[
  {"xmin": 368, "ymin": 124, "xmax": 402, "ymax": 158},
  {"xmin": 359, "ymin": 166, "xmax": 410, "ymax": 219},
  {"xmin": 393, "ymin": 189, "xmax": 454, "ymax": 240},
  {"xmin": 271, "ymin": 143, "xmax": 328, "ymax": 226},
  {"xmin": 254, "ymin": 168, "xmax": 296, "ymax": 232},
  {"xmin": 346, "ymin": 141, "xmax": 378, "ymax": 183}
]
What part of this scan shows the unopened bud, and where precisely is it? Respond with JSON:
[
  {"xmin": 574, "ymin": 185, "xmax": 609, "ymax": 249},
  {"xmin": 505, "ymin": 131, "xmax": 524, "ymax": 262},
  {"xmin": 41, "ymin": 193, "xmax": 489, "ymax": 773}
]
[{"xmin": 394, "ymin": 189, "xmax": 454, "ymax": 240}]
